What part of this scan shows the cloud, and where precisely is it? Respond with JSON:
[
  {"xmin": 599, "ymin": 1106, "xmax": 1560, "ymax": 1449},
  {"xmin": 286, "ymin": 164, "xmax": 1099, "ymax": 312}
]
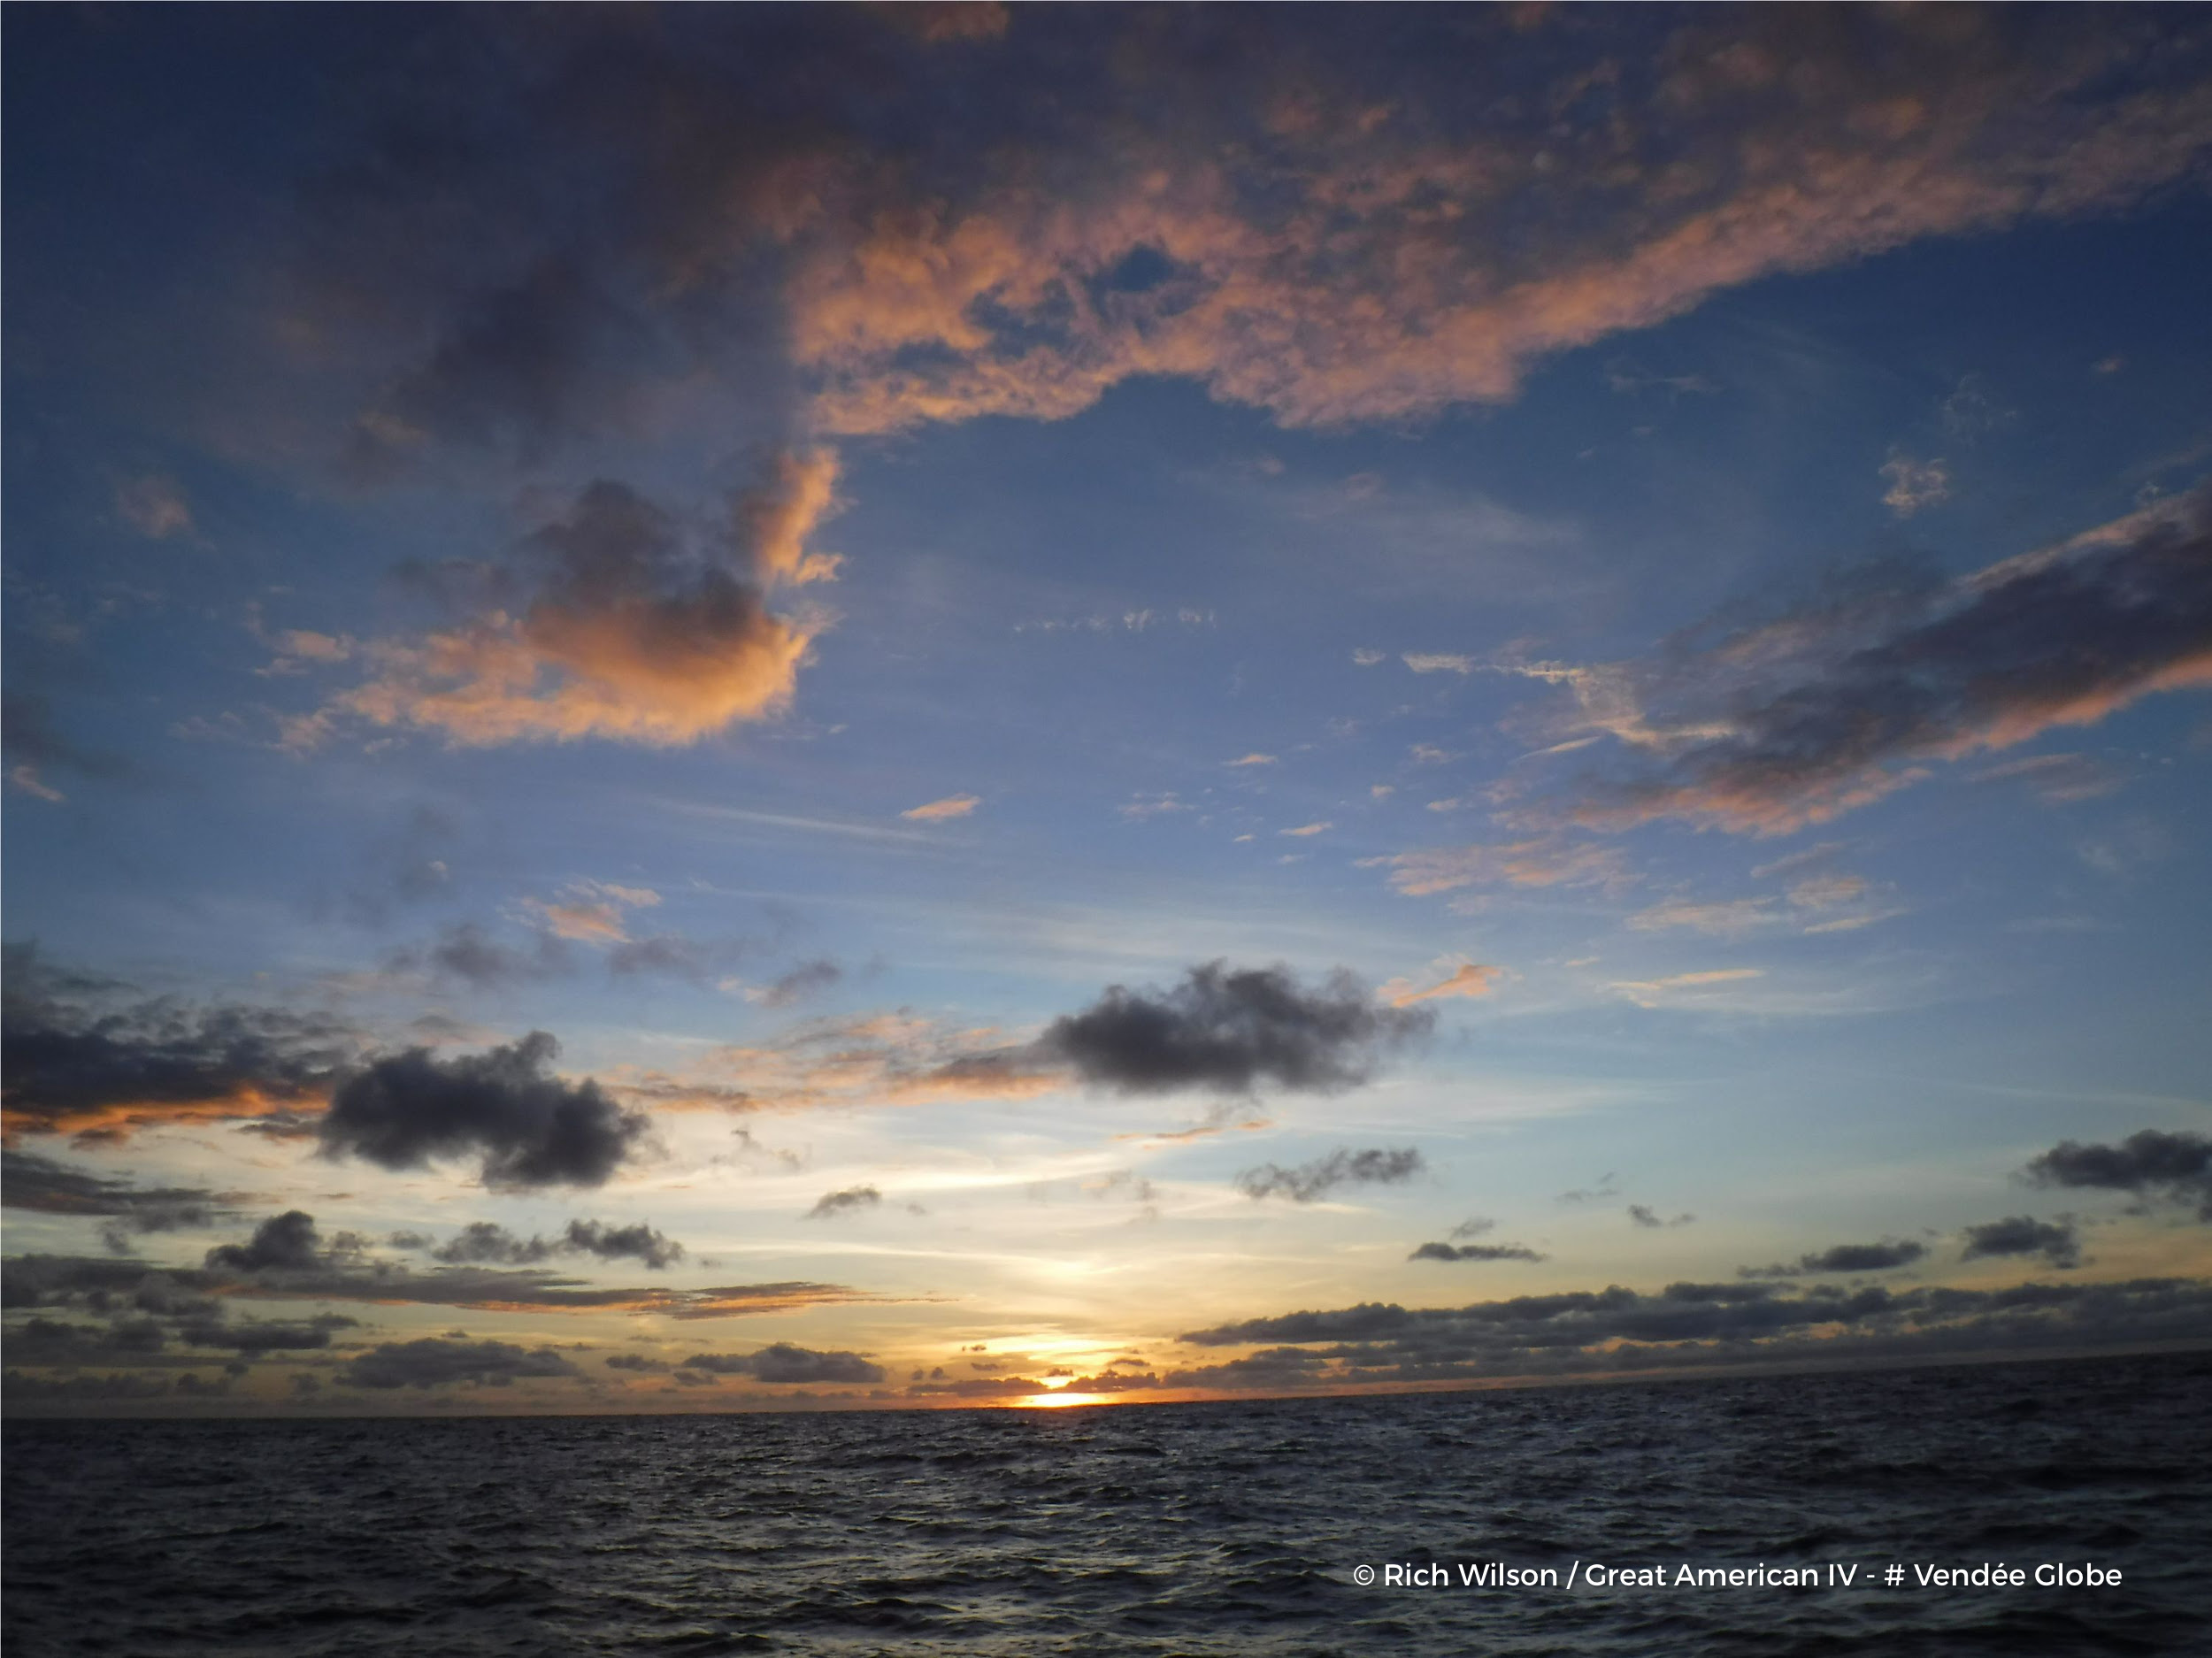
[
  {"xmin": 1235, "ymin": 1147, "xmax": 1425, "ymax": 1203},
  {"xmin": 604, "ymin": 936, "xmax": 725, "ymax": 984},
  {"xmin": 1363, "ymin": 837, "xmax": 1632, "ymax": 898},
  {"xmin": 1879, "ymin": 450, "xmax": 1950, "ymax": 518},
  {"xmin": 1409, "ymin": 1241, "xmax": 1546, "ymax": 1263},
  {"xmin": 422, "ymin": 1217, "xmax": 685, "ymax": 1270},
  {"xmin": 1971, "ymin": 751, "xmax": 2124, "ymax": 804},
  {"xmin": 674, "ymin": 1342, "xmax": 887, "ymax": 1385},
  {"xmin": 1961, "ymin": 1216, "xmax": 2082, "ymax": 1270},
  {"xmin": 521, "ymin": 879, "xmax": 661, "ymax": 945},
  {"xmin": 1627, "ymin": 1204, "xmax": 1696, "ymax": 1229},
  {"xmin": 1558, "ymin": 1174, "xmax": 1620, "ymax": 1205},
  {"xmin": 1039, "ymin": 962, "xmax": 1432, "ymax": 1094},
  {"xmin": 901, "ymin": 794, "xmax": 980, "ymax": 821},
  {"xmin": 324, "ymin": 465, "xmax": 830, "ymax": 749},
  {"xmin": 1378, "ymin": 962, "xmax": 1502, "ymax": 1009},
  {"xmin": 8, "ymin": 1212, "xmax": 872, "ymax": 1323},
  {"xmin": 1738, "ymin": 1240, "xmax": 1931, "ymax": 1278},
  {"xmin": 205, "ymin": 1210, "xmax": 326, "ymax": 1273},
  {"xmin": 629, "ymin": 1009, "xmax": 1062, "ymax": 1115},
  {"xmin": 114, "ymin": 475, "xmax": 193, "ymax": 540},
  {"xmin": 1513, "ymin": 487, "xmax": 2212, "ymax": 836},
  {"xmin": 1627, "ymin": 897, "xmax": 1778, "ymax": 937},
  {"xmin": 1279, "ymin": 821, "xmax": 1332, "ymax": 838},
  {"xmin": 870, "ymin": 3, "xmax": 1010, "ymax": 46},
  {"xmin": 341, "ymin": 1337, "xmax": 585, "ymax": 1391},
  {"xmin": 396, "ymin": 924, "xmax": 575, "ymax": 988},
  {"xmin": 273, "ymin": 8, "xmax": 2212, "ymax": 467},
  {"xmin": 804, "ymin": 1185, "xmax": 882, "ymax": 1220},
  {"xmin": 1, "ymin": 1151, "xmax": 242, "ymax": 1251},
  {"xmin": 1225, "ymin": 753, "xmax": 1277, "ymax": 768},
  {"xmin": 1, "ymin": 945, "xmax": 354, "ymax": 1141},
  {"xmin": 742, "ymin": 959, "xmax": 844, "ymax": 1009},
  {"xmin": 317, "ymin": 1032, "xmax": 651, "ymax": 1189},
  {"xmin": 1177, "ymin": 1274, "xmax": 2212, "ymax": 1384},
  {"xmin": 1402, "ymin": 654, "xmax": 1474, "ymax": 675},
  {"xmin": 1607, "ymin": 969, "xmax": 1763, "ymax": 1009},
  {"xmin": 3, "ymin": 696, "xmax": 130, "ymax": 802},
  {"xmin": 2023, "ymin": 1129, "xmax": 2212, "ymax": 1219}
]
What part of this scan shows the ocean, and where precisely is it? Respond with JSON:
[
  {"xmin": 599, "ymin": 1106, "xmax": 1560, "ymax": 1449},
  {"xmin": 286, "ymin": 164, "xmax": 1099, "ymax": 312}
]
[{"xmin": 6, "ymin": 1349, "xmax": 2209, "ymax": 1656}]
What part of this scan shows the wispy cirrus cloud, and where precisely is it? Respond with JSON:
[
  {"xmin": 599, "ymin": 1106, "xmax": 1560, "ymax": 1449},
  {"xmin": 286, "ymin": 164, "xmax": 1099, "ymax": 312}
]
[
  {"xmin": 902, "ymin": 794, "xmax": 981, "ymax": 822},
  {"xmin": 1363, "ymin": 836, "xmax": 1634, "ymax": 899},
  {"xmin": 1606, "ymin": 968, "xmax": 1764, "ymax": 1009}
]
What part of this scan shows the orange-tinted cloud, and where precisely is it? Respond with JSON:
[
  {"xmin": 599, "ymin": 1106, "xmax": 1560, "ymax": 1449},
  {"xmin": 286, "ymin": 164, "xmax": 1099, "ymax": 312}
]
[
  {"xmin": 782, "ymin": 11, "xmax": 2212, "ymax": 435},
  {"xmin": 1379, "ymin": 962, "xmax": 1502, "ymax": 1008},
  {"xmin": 324, "ymin": 459, "xmax": 837, "ymax": 749},
  {"xmin": 1364, "ymin": 837, "xmax": 1633, "ymax": 897},
  {"xmin": 902, "ymin": 794, "xmax": 981, "ymax": 821}
]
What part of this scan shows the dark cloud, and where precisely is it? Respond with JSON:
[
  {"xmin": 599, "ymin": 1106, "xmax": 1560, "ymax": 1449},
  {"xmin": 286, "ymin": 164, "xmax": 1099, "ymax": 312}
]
[
  {"xmin": 804, "ymin": 1185, "xmax": 881, "ymax": 1220},
  {"xmin": 204, "ymin": 1210, "xmax": 326, "ymax": 1274},
  {"xmin": 398, "ymin": 924, "xmax": 575, "ymax": 988},
  {"xmin": 319, "ymin": 1031, "xmax": 650, "ymax": 1189},
  {"xmin": 341, "ymin": 1337, "xmax": 585, "ymax": 1391},
  {"xmin": 748, "ymin": 958, "xmax": 843, "ymax": 1009},
  {"xmin": 1627, "ymin": 1204, "xmax": 1695, "ymax": 1229},
  {"xmin": 675, "ymin": 1343, "xmax": 887, "ymax": 1385},
  {"xmin": 425, "ymin": 1221, "xmax": 555, "ymax": 1265},
  {"xmin": 2, "ymin": 1368, "xmax": 177, "ymax": 1404},
  {"xmin": 344, "ymin": 258, "xmax": 664, "ymax": 475},
  {"xmin": 4, "ymin": 1314, "xmax": 172, "ymax": 1367},
  {"xmin": 562, "ymin": 1219, "xmax": 685, "ymax": 1270},
  {"xmin": 1531, "ymin": 487, "xmax": 2212, "ymax": 836},
  {"xmin": 1041, "ymin": 963, "xmax": 1432, "ymax": 1095},
  {"xmin": 174, "ymin": 1313, "xmax": 357, "ymax": 1354},
  {"xmin": 1161, "ymin": 1347, "xmax": 1333, "ymax": 1391},
  {"xmin": 1, "ymin": 943, "xmax": 354, "ymax": 1140},
  {"xmin": 9, "ymin": 1204, "xmax": 866, "ymax": 1324},
  {"xmin": 1740, "ymin": 1240, "xmax": 1929, "ymax": 1278},
  {"xmin": 2024, "ymin": 1130, "xmax": 2212, "ymax": 1220},
  {"xmin": 1179, "ymin": 1275, "xmax": 2212, "ymax": 1385},
  {"xmin": 905, "ymin": 1374, "xmax": 1050, "ymax": 1399},
  {"xmin": 422, "ymin": 1217, "xmax": 685, "ymax": 1270},
  {"xmin": 1557, "ymin": 1175, "xmax": 1620, "ymax": 1204},
  {"xmin": 4, "ymin": 1297, "xmax": 352, "ymax": 1375},
  {"xmin": 1409, "ymin": 1241, "xmax": 1546, "ymax": 1263},
  {"xmin": 1962, "ymin": 1216, "xmax": 2082, "ymax": 1270},
  {"xmin": 0, "ymin": 1150, "xmax": 242, "ymax": 1250},
  {"xmin": 1236, "ymin": 1148, "xmax": 1425, "ymax": 1203},
  {"xmin": 604, "ymin": 936, "xmax": 717, "ymax": 983}
]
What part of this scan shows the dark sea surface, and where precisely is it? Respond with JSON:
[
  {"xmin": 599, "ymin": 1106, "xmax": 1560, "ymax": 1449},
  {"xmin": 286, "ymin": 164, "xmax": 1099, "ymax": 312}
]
[{"xmin": 7, "ymin": 1350, "xmax": 2212, "ymax": 1658}]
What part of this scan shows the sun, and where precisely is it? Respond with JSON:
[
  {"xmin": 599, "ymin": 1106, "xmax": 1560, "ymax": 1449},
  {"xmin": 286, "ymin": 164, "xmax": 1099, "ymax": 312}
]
[{"xmin": 1010, "ymin": 1391, "xmax": 1119, "ymax": 1409}]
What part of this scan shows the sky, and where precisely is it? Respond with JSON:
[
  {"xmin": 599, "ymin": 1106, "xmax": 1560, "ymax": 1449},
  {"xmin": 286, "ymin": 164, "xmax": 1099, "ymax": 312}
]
[{"xmin": 4, "ymin": 3, "xmax": 2210, "ymax": 1416}]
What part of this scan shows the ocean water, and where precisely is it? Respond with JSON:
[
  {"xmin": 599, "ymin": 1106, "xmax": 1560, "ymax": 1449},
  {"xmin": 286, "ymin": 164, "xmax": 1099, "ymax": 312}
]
[{"xmin": 6, "ymin": 1350, "xmax": 2210, "ymax": 1657}]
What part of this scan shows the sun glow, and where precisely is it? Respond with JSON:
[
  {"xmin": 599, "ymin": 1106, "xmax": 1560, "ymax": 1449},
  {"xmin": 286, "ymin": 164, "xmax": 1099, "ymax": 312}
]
[{"xmin": 1011, "ymin": 1391, "xmax": 1118, "ymax": 1409}]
